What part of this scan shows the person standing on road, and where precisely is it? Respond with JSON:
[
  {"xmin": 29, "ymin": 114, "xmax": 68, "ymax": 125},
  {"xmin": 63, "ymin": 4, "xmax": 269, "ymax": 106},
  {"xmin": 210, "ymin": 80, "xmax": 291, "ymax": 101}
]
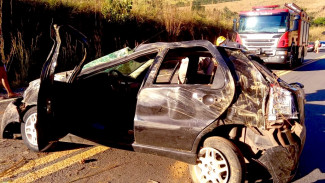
[
  {"xmin": 315, "ymin": 39, "xmax": 320, "ymax": 53},
  {"xmin": 0, "ymin": 59, "xmax": 19, "ymax": 99}
]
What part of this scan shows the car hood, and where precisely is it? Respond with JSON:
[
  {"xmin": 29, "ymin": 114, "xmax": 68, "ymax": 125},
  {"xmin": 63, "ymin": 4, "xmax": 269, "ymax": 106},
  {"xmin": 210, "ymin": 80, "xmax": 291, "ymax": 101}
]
[{"xmin": 22, "ymin": 71, "xmax": 73, "ymax": 106}]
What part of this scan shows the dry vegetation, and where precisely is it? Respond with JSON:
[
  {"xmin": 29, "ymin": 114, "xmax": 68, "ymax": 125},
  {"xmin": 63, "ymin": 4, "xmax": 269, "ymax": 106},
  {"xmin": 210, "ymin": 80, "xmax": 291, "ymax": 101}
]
[
  {"xmin": 2, "ymin": 0, "xmax": 325, "ymax": 87},
  {"xmin": 33, "ymin": 0, "xmax": 325, "ymax": 41}
]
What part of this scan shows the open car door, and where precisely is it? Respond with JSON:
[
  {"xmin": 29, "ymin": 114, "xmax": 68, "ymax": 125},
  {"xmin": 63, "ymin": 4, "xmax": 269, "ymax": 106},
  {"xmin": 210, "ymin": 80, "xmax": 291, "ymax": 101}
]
[{"xmin": 36, "ymin": 24, "xmax": 88, "ymax": 151}]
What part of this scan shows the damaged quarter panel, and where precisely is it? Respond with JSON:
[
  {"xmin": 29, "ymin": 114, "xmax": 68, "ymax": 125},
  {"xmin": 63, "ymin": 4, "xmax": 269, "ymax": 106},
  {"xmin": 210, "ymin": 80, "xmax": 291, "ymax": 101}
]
[
  {"xmin": 223, "ymin": 49, "xmax": 269, "ymax": 128},
  {"xmin": 134, "ymin": 42, "xmax": 235, "ymax": 153}
]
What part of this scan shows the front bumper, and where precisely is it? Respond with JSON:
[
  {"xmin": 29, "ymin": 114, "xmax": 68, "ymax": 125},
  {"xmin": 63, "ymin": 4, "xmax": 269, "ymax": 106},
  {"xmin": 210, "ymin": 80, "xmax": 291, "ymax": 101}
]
[
  {"xmin": 246, "ymin": 48, "xmax": 290, "ymax": 64},
  {"xmin": 0, "ymin": 100, "xmax": 21, "ymax": 138},
  {"xmin": 261, "ymin": 55, "xmax": 288, "ymax": 64}
]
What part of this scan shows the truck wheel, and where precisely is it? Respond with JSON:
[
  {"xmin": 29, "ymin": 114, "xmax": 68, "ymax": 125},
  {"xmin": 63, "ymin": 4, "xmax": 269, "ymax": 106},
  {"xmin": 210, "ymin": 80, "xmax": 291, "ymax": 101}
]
[
  {"xmin": 288, "ymin": 46, "xmax": 298, "ymax": 68},
  {"xmin": 189, "ymin": 137, "xmax": 245, "ymax": 183},
  {"xmin": 21, "ymin": 106, "xmax": 53, "ymax": 152},
  {"xmin": 288, "ymin": 53, "xmax": 296, "ymax": 68},
  {"xmin": 297, "ymin": 54, "xmax": 304, "ymax": 65}
]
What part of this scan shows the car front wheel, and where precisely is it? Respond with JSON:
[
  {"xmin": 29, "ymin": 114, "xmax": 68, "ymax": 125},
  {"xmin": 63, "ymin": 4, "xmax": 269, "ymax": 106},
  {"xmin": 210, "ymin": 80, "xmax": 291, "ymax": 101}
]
[
  {"xmin": 21, "ymin": 106, "xmax": 52, "ymax": 152},
  {"xmin": 189, "ymin": 137, "xmax": 245, "ymax": 183}
]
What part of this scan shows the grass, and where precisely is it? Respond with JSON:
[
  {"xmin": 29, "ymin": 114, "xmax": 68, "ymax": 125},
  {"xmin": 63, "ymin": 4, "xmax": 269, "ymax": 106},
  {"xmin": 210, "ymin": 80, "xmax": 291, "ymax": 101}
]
[
  {"xmin": 7, "ymin": 30, "xmax": 41, "ymax": 86},
  {"xmin": 309, "ymin": 26, "xmax": 325, "ymax": 41},
  {"xmin": 27, "ymin": 0, "xmax": 325, "ymax": 41},
  {"xmin": 2, "ymin": 0, "xmax": 325, "ymax": 87}
]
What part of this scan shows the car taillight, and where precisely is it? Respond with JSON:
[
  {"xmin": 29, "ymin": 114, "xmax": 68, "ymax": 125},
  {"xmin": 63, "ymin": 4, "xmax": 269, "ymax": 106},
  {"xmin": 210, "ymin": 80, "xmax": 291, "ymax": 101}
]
[
  {"xmin": 267, "ymin": 84, "xmax": 298, "ymax": 121},
  {"xmin": 277, "ymin": 32, "xmax": 289, "ymax": 48},
  {"xmin": 236, "ymin": 34, "xmax": 242, "ymax": 45}
]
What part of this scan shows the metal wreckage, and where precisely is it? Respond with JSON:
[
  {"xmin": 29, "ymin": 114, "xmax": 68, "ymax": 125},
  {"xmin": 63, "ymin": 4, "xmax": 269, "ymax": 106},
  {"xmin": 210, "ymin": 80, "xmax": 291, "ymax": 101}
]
[{"xmin": 0, "ymin": 24, "xmax": 306, "ymax": 183}]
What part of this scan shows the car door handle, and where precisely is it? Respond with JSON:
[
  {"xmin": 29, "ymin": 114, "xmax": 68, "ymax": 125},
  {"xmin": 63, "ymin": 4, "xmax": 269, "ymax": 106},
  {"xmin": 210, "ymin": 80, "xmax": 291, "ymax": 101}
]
[{"xmin": 202, "ymin": 94, "xmax": 216, "ymax": 106}]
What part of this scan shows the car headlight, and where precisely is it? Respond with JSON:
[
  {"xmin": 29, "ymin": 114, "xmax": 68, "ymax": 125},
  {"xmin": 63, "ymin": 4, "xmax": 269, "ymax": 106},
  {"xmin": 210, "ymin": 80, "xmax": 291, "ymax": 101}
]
[{"xmin": 275, "ymin": 51, "xmax": 287, "ymax": 56}]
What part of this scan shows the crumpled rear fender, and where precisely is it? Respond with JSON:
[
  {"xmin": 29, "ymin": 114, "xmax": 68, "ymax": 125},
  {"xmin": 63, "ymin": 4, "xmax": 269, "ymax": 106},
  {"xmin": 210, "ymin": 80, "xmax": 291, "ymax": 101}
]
[{"xmin": 0, "ymin": 100, "xmax": 21, "ymax": 138}]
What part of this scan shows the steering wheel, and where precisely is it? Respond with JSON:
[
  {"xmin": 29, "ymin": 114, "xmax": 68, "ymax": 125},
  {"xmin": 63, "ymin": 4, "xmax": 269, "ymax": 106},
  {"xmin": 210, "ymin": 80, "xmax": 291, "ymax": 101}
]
[{"xmin": 108, "ymin": 69, "xmax": 129, "ymax": 92}]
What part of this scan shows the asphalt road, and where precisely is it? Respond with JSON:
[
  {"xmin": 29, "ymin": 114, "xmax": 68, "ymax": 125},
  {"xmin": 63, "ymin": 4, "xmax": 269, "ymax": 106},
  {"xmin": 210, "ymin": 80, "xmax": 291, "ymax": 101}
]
[
  {"xmin": 275, "ymin": 51, "xmax": 325, "ymax": 183},
  {"xmin": 1, "ymin": 50, "xmax": 325, "ymax": 183}
]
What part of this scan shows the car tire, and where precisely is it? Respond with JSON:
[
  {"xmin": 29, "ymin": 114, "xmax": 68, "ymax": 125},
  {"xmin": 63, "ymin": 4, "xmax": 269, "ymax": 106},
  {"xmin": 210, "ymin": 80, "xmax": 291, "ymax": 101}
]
[
  {"xmin": 297, "ymin": 54, "xmax": 304, "ymax": 65},
  {"xmin": 21, "ymin": 106, "xmax": 52, "ymax": 152},
  {"xmin": 288, "ymin": 54, "xmax": 294, "ymax": 69},
  {"xmin": 189, "ymin": 136, "xmax": 245, "ymax": 183}
]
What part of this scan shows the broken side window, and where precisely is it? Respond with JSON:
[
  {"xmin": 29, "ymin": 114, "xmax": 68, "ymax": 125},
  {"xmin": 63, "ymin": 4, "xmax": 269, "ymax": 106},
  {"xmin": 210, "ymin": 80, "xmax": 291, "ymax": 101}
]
[{"xmin": 154, "ymin": 47, "xmax": 218, "ymax": 85}]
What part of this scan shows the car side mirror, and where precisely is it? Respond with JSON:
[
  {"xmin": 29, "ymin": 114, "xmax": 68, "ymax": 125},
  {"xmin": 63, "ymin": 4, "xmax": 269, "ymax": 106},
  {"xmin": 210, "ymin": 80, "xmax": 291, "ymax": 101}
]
[{"xmin": 233, "ymin": 18, "xmax": 238, "ymax": 32}]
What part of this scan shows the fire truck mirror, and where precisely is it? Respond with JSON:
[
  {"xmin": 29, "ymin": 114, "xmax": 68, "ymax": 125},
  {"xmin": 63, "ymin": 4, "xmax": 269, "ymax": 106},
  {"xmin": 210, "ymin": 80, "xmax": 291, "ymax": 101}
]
[{"xmin": 294, "ymin": 15, "xmax": 301, "ymax": 20}]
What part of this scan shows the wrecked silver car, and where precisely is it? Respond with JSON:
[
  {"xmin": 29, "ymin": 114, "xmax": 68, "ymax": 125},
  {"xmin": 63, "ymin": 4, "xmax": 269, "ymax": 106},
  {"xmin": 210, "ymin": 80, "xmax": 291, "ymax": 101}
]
[{"xmin": 0, "ymin": 25, "xmax": 306, "ymax": 183}]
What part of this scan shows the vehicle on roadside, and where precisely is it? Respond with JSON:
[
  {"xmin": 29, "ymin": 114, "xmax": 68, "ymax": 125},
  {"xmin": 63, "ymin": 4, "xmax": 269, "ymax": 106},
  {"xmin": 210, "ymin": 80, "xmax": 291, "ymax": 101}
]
[
  {"xmin": 233, "ymin": 3, "xmax": 310, "ymax": 68},
  {"xmin": 319, "ymin": 41, "xmax": 325, "ymax": 51},
  {"xmin": 307, "ymin": 42, "xmax": 314, "ymax": 52},
  {"xmin": 0, "ymin": 25, "xmax": 306, "ymax": 183}
]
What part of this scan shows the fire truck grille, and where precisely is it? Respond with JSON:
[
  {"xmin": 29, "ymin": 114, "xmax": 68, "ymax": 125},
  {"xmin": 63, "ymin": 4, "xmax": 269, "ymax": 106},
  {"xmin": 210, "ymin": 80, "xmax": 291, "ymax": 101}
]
[
  {"xmin": 245, "ymin": 42, "xmax": 274, "ymax": 46},
  {"xmin": 245, "ymin": 39, "xmax": 273, "ymax": 42},
  {"xmin": 242, "ymin": 38, "xmax": 278, "ymax": 55},
  {"xmin": 243, "ymin": 38, "xmax": 277, "ymax": 53}
]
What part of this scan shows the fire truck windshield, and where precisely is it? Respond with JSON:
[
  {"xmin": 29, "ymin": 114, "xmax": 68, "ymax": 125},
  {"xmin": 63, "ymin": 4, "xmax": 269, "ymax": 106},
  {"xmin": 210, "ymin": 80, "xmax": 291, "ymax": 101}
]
[{"xmin": 238, "ymin": 14, "xmax": 288, "ymax": 33}]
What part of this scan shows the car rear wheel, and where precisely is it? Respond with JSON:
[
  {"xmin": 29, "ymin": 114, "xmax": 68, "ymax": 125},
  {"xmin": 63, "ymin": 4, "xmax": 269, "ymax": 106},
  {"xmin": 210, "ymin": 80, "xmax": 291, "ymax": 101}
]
[
  {"xmin": 189, "ymin": 137, "xmax": 245, "ymax": 183},
  {"xmin": 21, "ymin": 106, "xmax": 52, "ymax": 152}
]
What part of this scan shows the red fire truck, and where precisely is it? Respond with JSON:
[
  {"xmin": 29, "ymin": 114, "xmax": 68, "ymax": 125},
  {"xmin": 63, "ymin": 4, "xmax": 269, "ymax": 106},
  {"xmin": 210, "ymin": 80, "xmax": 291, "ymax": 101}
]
[{"xmin": 233, "ymin": 3, "xmax": 310, "ymax": 68}]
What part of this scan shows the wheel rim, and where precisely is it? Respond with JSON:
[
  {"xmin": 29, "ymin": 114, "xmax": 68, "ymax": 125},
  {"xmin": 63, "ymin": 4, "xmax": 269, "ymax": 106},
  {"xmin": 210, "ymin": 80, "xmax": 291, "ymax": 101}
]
[
  {"xmin": 194, "ymin": 147, "xmax": 229, "ymax": 183},
  {"xmin": 24, "ymin": 112, "xmax": 38, "ymax": 146}
]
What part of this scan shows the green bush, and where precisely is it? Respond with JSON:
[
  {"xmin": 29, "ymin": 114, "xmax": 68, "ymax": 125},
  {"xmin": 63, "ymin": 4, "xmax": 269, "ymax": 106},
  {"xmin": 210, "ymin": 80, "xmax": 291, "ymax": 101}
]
[
  {"xmin": 312, "ymin": 17, "xmax": 325, "ymax": 26},
  {"xmin": 101, "ymin": 0, "xmax": 133, "ymax": 22}
]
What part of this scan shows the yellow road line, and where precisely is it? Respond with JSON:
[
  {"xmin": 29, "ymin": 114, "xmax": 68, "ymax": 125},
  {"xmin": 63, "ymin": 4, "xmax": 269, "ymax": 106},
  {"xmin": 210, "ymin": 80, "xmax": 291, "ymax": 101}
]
[
  {"xmin": 12, "ymin": 146, "xmax": 109, "ymax": 183},
  {"xmin": 0, "ymin": 148, "xmax": 81, "ymax": 180}
]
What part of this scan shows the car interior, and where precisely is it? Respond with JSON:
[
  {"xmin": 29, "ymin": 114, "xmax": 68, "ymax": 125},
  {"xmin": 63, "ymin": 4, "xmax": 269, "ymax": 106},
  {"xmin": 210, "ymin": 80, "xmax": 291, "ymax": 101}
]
[{"xmin": 155, "ymin": 47, "xmax": 217, "ymax": 85}]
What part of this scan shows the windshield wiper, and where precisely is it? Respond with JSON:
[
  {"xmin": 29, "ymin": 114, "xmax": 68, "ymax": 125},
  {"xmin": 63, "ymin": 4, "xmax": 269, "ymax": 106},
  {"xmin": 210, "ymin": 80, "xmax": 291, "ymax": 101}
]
[{"xmin": 239, "ymin": 31, "xmax": 257, "ymax": 34}]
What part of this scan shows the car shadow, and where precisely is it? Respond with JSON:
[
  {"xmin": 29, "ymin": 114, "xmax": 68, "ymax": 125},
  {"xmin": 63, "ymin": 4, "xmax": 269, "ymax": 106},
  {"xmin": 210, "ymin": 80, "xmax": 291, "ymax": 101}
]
[
  {"xmin": 266, "ymin": 63, "xmax": 289, "ymax": 70},
  {"xmin": 48, "ymin": 141, "xmax": 93, "ymax": 152},
  {"xmin": 292, "ymin": 89, "xmax": 325, "ymax": 182}
]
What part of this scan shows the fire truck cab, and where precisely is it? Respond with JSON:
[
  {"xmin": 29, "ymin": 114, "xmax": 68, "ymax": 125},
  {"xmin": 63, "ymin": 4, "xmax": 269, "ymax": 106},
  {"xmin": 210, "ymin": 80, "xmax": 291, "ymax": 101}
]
[{"xmin": 233, "ymin": 3, "xmax": 310, "ymax": 68}]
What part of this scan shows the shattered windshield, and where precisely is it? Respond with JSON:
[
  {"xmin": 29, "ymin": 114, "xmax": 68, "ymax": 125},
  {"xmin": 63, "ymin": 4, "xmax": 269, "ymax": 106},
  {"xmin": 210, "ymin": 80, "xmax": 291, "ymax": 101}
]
[
  {"xmin": 82, "ymin": 47, "xmax": 133, "ymax": 70},
  {"xmin": 239, "ymin": 14, "xmax": 288, "ymax": 33},
  {"xmin": 103, "ymin": 52, "xmax": 157, "ymax": 79},
  {"xmin": 105, "ymin": 59, "xmax": 152, "ymax": 77}
]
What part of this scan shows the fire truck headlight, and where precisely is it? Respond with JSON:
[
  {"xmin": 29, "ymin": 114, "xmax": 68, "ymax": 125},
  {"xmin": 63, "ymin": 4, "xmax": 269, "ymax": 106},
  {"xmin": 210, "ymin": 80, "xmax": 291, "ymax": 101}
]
[{"xmin": 276, "ymin": 51, "xmax": 288, "ymax": 56}]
